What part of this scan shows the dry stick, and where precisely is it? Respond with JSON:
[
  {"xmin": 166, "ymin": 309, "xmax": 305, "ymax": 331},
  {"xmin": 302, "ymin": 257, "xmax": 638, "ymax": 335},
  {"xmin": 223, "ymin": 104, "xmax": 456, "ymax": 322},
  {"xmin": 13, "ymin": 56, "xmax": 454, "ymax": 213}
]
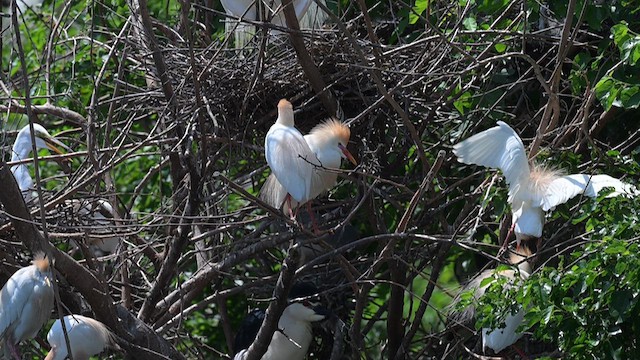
[
  {"xmin": 389, "ymin": 150, "xmax": 445, "ymax": 359},
  {"xmin": 314, "ymin": 0, "xmax": 431, "ymax": 174},
  {"xmin": 242, "ymin": 243, "xmax": 299, "ymax": 360},
  {"xmin": 350, "ymin": 152, "xmax": 445, "ymax": 356},
  {"xmin": 0, "ymin": 165, "xmax": 185, "ymax": 359},
  {"xmin": 529, "ymin": 0, "xmax": 577, "ymax": 157},
  {"xmin": 0, "ymin": 103, "xmax": 87, "ymax": 125},
  {"xmin": 281, "ymin": 0, "xmax": 338, "ymax": 117}
]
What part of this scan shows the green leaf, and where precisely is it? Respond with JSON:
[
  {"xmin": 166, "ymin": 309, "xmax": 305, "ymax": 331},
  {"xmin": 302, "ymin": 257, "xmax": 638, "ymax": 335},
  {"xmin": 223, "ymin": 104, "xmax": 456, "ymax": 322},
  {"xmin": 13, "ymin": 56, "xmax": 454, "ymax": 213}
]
[
  {"xmin": 409, "ymin": 0, "xmax": 430, "ymax": 24},
  {"xmin": 494, "ymin": 43, "xmax": 507, "ymax": 53},
  {"xmin": 462, "ymin": 17, "xmax": 478, "ymax": 31}
]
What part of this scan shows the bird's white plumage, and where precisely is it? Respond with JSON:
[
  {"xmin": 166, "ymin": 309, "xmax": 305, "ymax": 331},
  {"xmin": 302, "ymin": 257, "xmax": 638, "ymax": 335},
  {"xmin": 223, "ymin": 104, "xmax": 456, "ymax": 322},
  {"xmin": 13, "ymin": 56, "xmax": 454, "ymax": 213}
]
[
  {"xmin": 482, "ymin": 308, "xmax": 526, "ymax": 354},
  {"xmin": 265, "ymin": 122, "xmax": 317, "ymax": 203},
  {"xmin": 221, "ymin": 0, "xmax": 325, "ymax": 48},
  {"xmin": 451, "ymin": 249, "xmax": 532, "ymax": 355},
  {"xmin": 453, "ymin": 121, "xmax": 530, "ymax": 202},
  {"xmin": 453, "ymin": 121, "xmax": 637, "ymax": 241},
  {"xmin": 540, "ymin": 174, "xmax": 638, "ymax": 211},
  {"xmin": 262, "ymin": 121, "xmax": 351, "ymax": 211},
  {"xmin": 10, "ymin": 124, "xmax": 70, "ymax": 198},
  {"xmin": 234, "ymin": 302, "xmax": 326, "ymax": 360},
  {"xmin": 0, "ymin": 255, "xmax": 54, "ymax": 358},
  {"xmin": 45, "ymin": 314, "xmax": 116, "ymax": 360}
]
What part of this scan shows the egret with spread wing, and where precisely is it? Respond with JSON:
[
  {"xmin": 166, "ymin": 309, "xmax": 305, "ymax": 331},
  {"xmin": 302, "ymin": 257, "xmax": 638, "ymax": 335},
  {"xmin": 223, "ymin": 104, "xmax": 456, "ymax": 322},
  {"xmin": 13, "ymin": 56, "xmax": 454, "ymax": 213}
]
[{"xmin": 453, "ymin": 121, "xmax": 637, "ymax": 244}]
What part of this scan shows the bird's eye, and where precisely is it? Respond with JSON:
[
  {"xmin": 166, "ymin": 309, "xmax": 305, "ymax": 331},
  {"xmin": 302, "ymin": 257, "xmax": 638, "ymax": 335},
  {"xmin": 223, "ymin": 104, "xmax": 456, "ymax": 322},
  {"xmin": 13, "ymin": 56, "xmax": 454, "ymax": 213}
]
[{"xmin": 303, "ymin": 300, "xmax": 311, "ymax": 307}]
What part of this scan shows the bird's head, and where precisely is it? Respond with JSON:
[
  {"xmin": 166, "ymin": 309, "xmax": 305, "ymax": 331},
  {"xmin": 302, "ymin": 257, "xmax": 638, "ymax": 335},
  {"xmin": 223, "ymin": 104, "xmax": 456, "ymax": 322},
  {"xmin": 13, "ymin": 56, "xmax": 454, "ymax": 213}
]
[
  {"xmin": 308, "ymin": 119, "xmax": 357, "ymax": 166},
  {"xmin": 285, "ymin": 282, "xmax": 331, "ymax": 322},
  {"xmin": 508, "ymin": 240, "xmax": 536, "ymax": 274},
  {"xmin": 32, "ymin": 251, "xmax": 52, "ymax": 274},
  {"xmin": 16, "ymin": 123, "xmax": 72, "ymax": 156},
  {"xmin": 276, "ymin": 99, "xmax": 295, "ymax": 126}
]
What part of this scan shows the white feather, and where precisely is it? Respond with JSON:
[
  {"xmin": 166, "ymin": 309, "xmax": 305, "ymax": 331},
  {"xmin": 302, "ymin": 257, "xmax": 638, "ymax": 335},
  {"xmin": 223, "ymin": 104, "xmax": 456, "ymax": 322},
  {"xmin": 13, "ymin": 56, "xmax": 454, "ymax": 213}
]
[
  {"xmin": 45, "ymin": 315, "xmax": 116, "ymax": 360},
  {"xmin": 265, "ymin": 123, "xmax": 317, "ymax": 203},
  {"xmin": 540, "ymin": 174, "xmax": 639, "ymax": 211},
  {"xmin": 221, "ymin": 0, "xmax": 325, "ymax": 48},
  {"xmin": 0, "ymin": 258, "xmax": 54, "ymax": 358},
  {"xmin": 453, "ymin": 121, "xmax": 530, "ymax": 202},
  {"xmin": 454, "ymin": 121, "xmax": 638, "ymax": 240}
]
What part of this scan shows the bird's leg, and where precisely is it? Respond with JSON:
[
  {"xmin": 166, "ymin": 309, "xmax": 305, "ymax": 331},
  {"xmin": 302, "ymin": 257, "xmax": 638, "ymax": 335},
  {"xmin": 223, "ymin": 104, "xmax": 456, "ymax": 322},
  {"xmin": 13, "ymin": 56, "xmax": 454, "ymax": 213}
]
[
  {"xmin": 285, "ymin": 194, "xmax": 295, "ymax": 220},
  {"xmin": 498, "ymin": 223, "xmax": 516, "ymax": 256},
  {"xmin": 511, "ymin": 344, "xmax": 529, "ymax": 360},
  {"xmin": 305, "ymin": 201, "xmax": 320, "ymax": 234}
]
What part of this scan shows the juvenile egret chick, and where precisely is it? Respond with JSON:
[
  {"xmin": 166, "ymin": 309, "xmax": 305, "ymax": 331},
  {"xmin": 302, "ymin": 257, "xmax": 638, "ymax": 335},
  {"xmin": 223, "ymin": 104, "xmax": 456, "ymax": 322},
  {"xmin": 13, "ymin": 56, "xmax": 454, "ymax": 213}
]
[
  {"xmin": 453, "ymin": 121, "xmax": 638, "ymax": 244},
  {"xmin": 233, "ymin": 282, "xmax": 330, "ymax": 360},
  {"xmin": 45, "ymin": 314, "xmax": 118, "ymax": 360},
  {"xmin": 10, "ymin": 124, "xmax": 71, "ymax": 200},
  {"xmin": 0, "ymin": 253, "xmax": 54, "ymax": 360},
  {"xmin": 449, "ymin": 245, "xmax": 533, "ymax": 355},
  {"xmin": 262, "ymin": 100, "xmax": 356, "ymax": 220},
  {"xmin": 71, "ymin": 198, "xmax": 120, "ymax": 255},
  {"xmin": 221, "ymin": 0, "xmax": 325, "ymax": 48}
]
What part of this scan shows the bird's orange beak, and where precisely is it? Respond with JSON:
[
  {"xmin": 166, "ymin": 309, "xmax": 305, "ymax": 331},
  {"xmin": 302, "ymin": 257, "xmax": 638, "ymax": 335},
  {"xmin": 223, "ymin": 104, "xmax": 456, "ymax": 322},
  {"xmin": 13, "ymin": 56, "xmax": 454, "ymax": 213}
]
[
  {"xmin": 43, "ymin": 135, "xmax": 72, "ymax": 155},
  {"xmin": 339, "ymin": 144, "xmax": 357, "ymax": 166}
]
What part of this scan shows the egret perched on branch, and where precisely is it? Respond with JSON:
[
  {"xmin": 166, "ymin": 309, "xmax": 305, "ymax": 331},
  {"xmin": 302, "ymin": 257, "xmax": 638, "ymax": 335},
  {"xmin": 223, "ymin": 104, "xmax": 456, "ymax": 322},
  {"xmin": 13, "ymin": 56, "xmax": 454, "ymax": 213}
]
[
  {"xmin": 233, "ymin": 282, "xmax": 330, "ymax": 360},
  {"xmin": 453, "ymin": 121, "xmax": 638, "ymax": 244},
  {"xmin": 220, "ymin": 0, "xmax": 328, "ymax": 48},
  {"xmin": 0, "ymin": 252, "xmax": 54, "ymax": 360},
  {"xmin": 9, "ymin": 124, "xmax": 70, "ymax": 200},
  {"xmin": 45, "ymin": 314, "xmax": 119, "ymax": 360},
  {"xmin": 449, "ymin": 245, "xmax": 534, "ymax": 355},
  {"xmin": 262, "ymin": 99, "xmax": 356, "ymax": 222}
]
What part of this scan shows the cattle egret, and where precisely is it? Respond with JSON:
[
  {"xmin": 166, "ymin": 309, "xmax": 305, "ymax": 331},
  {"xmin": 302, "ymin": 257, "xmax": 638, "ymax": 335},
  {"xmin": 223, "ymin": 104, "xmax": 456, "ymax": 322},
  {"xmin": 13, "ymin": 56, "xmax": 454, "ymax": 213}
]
[
  {"xmin": 0, "ymin": 252, "xmax": 55, "ymax": 360},
  {"xmin": 10, "ymin": 124, "xmax": 71, "ymax": 199},
  {"xmin": 262, "ymin": 99, "xmax": 356, "ymax": 222},
  {"xmin": 45, "ymin": 314, "xmax": 118, "ymax": 360},
  {"xmin": 221, "ymin": 0, "xmax": 327, "ymax": 48},
  {"xmin": 453, "ymin": 121, "xmax": 638, "ymax": 244},
  {"xmin": 449, "ymin": 245, "xmax": 533, "ymax": 355},
  {"xmin": 233, "ymin": 282, "xmax": 330, "ymax": 360}
]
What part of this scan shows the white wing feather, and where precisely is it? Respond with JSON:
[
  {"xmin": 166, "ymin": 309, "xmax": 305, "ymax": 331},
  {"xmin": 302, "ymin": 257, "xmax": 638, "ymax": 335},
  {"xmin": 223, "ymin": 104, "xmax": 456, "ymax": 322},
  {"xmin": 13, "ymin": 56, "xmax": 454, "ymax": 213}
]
[
  {"xmin": 265, "ymin": 123, "xmax": 316, "ymax": 203},
  {"xmin": 453, "ymin": 122, "xmax": 530, "ymax": 202},
  {"xmin": 540, "ymin": 174, "xmax": 638, "ymax": 211}
]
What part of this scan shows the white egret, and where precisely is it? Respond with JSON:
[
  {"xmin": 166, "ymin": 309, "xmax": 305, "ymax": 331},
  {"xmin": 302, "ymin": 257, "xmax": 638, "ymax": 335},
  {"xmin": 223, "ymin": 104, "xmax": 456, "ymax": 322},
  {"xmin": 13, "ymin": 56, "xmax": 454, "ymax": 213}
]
[
  {"xmin": 9, "ymin": 124, "xmax": 120, "ymax": 255},
  {"xmin": 45, "ymin": 314, "xmax": 118, "ymax": 360},
  {"xmin": 262, "ymin": 99, "xmax": 356, "ymax": 222},
  {"xmin": 453, "ymin": 121, "xmax": 638, "ymax": 244},
  {"xmin": 450, "ymin": 245, "xmax": 533, "ymax": 355},
  {"xmin": 221, "ymin": 0, "xmax": 327, "ymax": 48},
  {"xmin": 233, "ymin": 282, "xmax": 330, "ymax": 360},
  {"xmin": 0, "ymin": 252, "xmax": 54, "ymax": 360},
  {"xmin": 9, "ymin": 124, "xmax": 70, "ymax": 200}
]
